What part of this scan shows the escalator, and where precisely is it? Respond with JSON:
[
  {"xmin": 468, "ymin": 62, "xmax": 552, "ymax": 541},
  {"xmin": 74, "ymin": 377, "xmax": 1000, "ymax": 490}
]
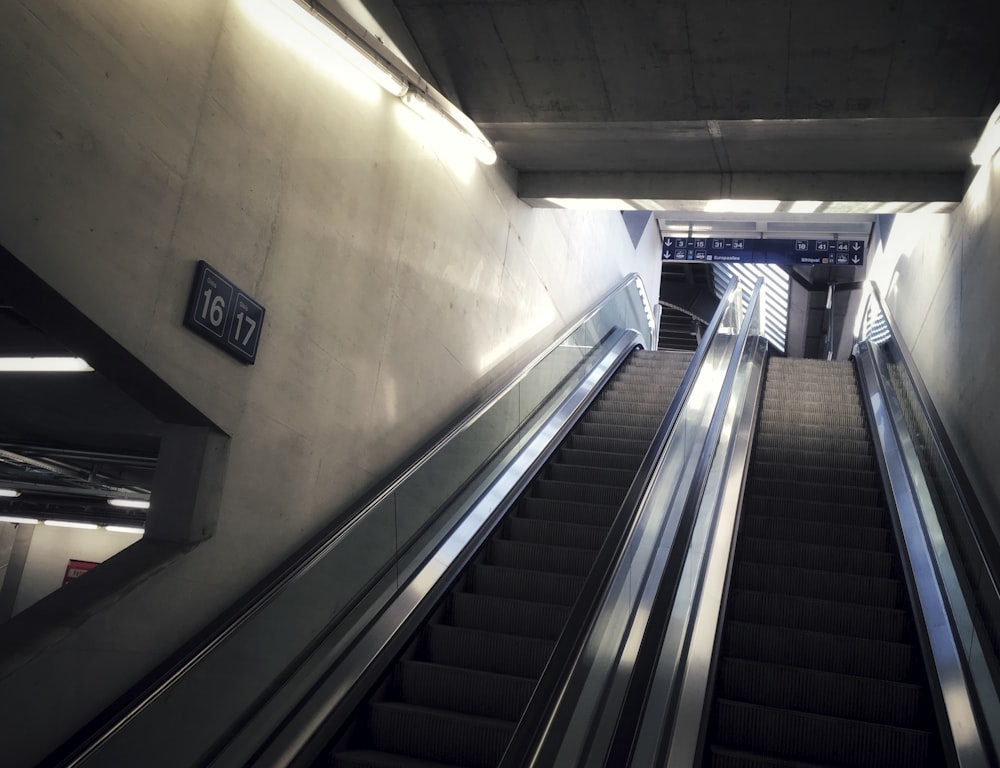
[
  {"xmin": 701, "ymin": 357, "xmax": 944, "ymax": 767},
  {"xmin": 329, "ymin": 349, "xmax": 694, "ymax": 767}
]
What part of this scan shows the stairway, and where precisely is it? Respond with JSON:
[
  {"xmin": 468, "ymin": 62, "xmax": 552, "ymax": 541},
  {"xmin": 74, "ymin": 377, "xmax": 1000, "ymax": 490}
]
[
  {"xmin": 702, "ymin": 357, "xmax": 943, "ymax": 768},
  {"xmin": 658, "ymin": 305, "xmax": 702, "ymax": 351},
  {"xmin": 328, "ymin": 349, "xmax": 694, "ymax": 768}
]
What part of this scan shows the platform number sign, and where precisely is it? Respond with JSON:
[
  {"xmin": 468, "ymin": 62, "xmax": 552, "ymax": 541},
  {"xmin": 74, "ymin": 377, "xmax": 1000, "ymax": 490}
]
[{"xmin": 184, "ymin": 261, "xmax": 265, "ymax": 364}]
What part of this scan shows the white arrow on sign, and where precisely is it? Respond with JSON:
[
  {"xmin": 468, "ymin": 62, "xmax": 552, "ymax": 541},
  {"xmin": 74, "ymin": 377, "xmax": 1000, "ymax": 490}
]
[
  {"xmin": 852, "ymin": 242, "xmax": 862, "ymax": 251},
  {"xmin": 666, "ymin": 239, "xmax": 674, "ymax": 247},
  {"xmin": 852, "ymin": 256, "xmax": 860, "ymax": 264}
]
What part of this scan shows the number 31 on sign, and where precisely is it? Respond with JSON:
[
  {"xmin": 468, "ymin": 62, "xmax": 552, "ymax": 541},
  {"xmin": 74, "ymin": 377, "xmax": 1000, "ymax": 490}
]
[{"xmin": 184, "ymin": 261, "xmax": 266, "ymax": 365}]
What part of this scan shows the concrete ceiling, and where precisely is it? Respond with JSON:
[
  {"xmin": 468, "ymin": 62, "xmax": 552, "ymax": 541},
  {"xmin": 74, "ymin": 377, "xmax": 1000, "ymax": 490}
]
[{"xmin": 361, "ymin": 0, "xmax": 1000, "ymax": 206}]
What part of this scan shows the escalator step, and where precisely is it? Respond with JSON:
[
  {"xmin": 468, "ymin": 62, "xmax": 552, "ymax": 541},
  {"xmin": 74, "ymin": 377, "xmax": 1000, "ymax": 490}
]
[
  {"xmin": 728, "ymin": 590, "xmax": 910, "ymax": 642},
  {"xmin": 530, "ymin": 478, "xmax": 629, "ymax": 505},
  {"xmin": 488, "ymin": 538, "xmax": 597, "ymax": 576},
  {"xmin": 394, "ymin": 660, "xmax": 535, "ymax": 721},
  {"xmin": 573, "ymin": 422, "xmax": 658, "ymax": 441},
  {"xmin": 738, "ymin": 537, "xmax": 897, "ymax": 579},
  {"xmin": 752, "ymin": 447, "xmax": 876, "ymax": 472},
  {"xmin": 757, "ymin": 409, "xmax": 868, "ymax": 430},
  {"xmin": 448, "ymin": 592, "xmax": 570, "ymax": 639},
  {"xmin": 591, "ymin": 399, "xmax": 673, "ymax": 417},
  {"xmin": 517, "ymin": 497, "xmax": 619, "ymax": 527},
  {"xmin": 732, "ymin": 562, "xmax": 904, "ymax": 609},
  {"xmin": 546, "ymin": 462, "xmax": 638, "ymax": 487},
  {"xmin": 468, "ymin": 563, "xmax": 584, "ymax": 606},
  {"xmin": 740, "ymin": 515, "xmax": 890, "ymax": 552},
  {"xmin": 711, "ymin": 699, "xmax": 929, "ymax": 768},
  {"xmin": 368, "ymin": 702, "xmax": 514, "ymax": 768},
  {"xmin": 706, "ymin": 745, "xmax": 844, "ymax": 767},
  {"xmin": 582, "ymin": 410, "xmax": 665, "ymax": 429},
  {"xmin": 746, "ymin": 478, "xmax": 881, "ymax": 508},
  {"xmin": 755, "ymin": 434, "xmax": 872, "ymax": 454},
  {"xmin": 755, "ymin": 421, "xmax": 871, "ymax": 442},
  {"xmin": 722, "ymin": 622, "xmax": 913, "ymax": 680},
  {"xmin": 503, "ymin": 516, "xmax": 608, "ymax": 550},
  {"xmin": 422, "ymin": 624, "xmax": 554, "ymax": 678},
  {"xmin": 555, "ymin": 447, "xmax": 644, "ymax": 472},
  {"xmin": 749, "ymin": 461, "xmax": 880, "ymax": 489},
  {"xmin": 567, "ymin": 434, "xmax": 651, "ymax": 454},
  {"xmin": 741, "ymin": 496, "xmax": 885, "ymax": 529},
  {"xmin": 331, "ymin": 748, "xmax": 454, "ymax": 768},
  {"xmin": 716, "ymin": 657, "xmax": 921, "ymax": 726}
]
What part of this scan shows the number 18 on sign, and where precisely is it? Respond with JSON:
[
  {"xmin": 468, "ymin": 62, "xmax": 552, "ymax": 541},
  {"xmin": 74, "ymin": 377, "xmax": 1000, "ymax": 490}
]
[{"xmin": 184, "ymin": 261, "xmax": 265, "ymax": 364}]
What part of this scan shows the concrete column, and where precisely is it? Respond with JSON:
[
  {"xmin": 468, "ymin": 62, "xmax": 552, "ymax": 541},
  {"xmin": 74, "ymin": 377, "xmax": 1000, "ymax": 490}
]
[{"xmin": 0, "ymin": 523, "xmax": 35, "ymax": 622}]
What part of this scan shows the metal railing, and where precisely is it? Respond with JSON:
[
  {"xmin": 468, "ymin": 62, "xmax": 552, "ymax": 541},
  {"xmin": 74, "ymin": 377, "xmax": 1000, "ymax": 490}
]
[
  {"xmin": 45, "ymin": 274, "xmax": 657, "ymax": 768},
  {"xmin": 502, "ymin": 277, "xmax": 766, "ymax": 766},
  {"xmin": 856, "ymin": 284, "xmax": 1000, "ymax": 765}
]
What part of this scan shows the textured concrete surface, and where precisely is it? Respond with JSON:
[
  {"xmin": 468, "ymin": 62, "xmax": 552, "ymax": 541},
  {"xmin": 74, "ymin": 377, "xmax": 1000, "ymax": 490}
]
[
  {"xmin": 866, "ymin": 153, "xmax": 1000, "ymax": 544},
  {"xmin": 378, "ymin": 0, "xmax": 1000, "ymax": 203},
  {"xmin": 0, "ymin": 1, "xmax": 659, "ymax": 763}
]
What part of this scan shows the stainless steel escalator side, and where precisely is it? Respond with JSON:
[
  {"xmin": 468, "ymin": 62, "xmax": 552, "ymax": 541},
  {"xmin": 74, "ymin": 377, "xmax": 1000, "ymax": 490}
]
[
  {"xmin": 855, "ymin": 285, "xmax": 1000, "ymax": 767},
  {"xmin": 505, "ymin": 277, "xmax": 764, "ymax": 768},
  {"xmin": 46, "ymin": 274, "xmax": 657, "ymax": 768},
  {"xmin": 627, "ymin": 295, "xmax": 769, "ymax": 768}
]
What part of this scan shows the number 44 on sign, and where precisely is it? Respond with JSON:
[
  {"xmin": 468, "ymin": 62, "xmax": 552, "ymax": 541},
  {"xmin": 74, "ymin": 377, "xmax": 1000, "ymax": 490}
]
[{"xmin": 184, "ymin": 261, "xmax": 266, "ymax": 365}]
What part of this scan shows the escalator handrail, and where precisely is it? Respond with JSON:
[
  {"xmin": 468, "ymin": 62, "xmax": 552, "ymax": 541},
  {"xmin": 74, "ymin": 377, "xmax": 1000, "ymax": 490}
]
[
  {"xmin": 45, "ymin": 272, "xmax": 655, "ymax": 768},
  {"xmin": 499, "ymin": 277, "xmax": 746, "ymax": 768},
  {"xmin": 603, "ymin": 278, "xmax": 766, "ymax": 767},
  {"xmin": 859, "ymin": 283, "xmax": 1000, "ymax": 644}
]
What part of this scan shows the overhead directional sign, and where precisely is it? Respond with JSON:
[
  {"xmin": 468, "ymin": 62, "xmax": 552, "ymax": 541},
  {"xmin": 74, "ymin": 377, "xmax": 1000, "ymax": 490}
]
[{"xmin": 662, "ymin": 236, "xmax": 866, "ymax": 266}]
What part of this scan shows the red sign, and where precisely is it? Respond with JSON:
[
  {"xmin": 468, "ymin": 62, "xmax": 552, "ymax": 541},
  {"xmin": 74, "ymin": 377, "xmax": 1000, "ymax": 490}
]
[{"xmin": 63, "ymin": 559, "xmax": 99, "ymax": 585}]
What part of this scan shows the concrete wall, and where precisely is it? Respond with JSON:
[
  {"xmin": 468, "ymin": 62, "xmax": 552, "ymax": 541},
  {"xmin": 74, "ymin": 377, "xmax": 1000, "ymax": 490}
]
[
  {"xmin": 864, "ymin": 153, "xmax": 1000, "ymax": 542},
  {"xmin": 12, "ymin": 526, "xmax": 142, "ymax": 617},
  {"xmin": 0, "ymin": 1, "xmax": 658, "ymax": 763}
]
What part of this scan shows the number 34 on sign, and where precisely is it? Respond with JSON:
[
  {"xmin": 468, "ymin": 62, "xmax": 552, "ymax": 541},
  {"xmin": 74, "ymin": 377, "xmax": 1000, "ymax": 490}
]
[{"xmin": 184, "ymin": 261, "xmax": 266, "ymax": 365}]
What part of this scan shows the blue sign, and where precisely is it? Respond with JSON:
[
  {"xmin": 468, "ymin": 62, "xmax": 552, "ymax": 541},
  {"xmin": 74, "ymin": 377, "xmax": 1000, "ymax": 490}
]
[
  {"xmin": 662, "ymin": 237, "xmax": 866, "ymax": 266},
  {"xmin": 184, "ymin": 261, "xmax": 266, "ymax": 364}
]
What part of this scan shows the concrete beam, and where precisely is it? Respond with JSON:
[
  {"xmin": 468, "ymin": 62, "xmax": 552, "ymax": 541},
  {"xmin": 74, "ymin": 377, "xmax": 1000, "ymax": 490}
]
[{"xmin": 519, "ymin": 171, "xmax": 967, "ymax": 205}]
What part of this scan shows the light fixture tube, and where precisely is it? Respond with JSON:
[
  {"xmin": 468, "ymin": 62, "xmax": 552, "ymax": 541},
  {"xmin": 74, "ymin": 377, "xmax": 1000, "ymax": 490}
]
[
  {"xmin": 402, "ymin": 90, "xmax": 497, "ymax": 165},
  {"xmin": 0, "ymin": 357, "xmax": 94, "ymax": 372},
  {"xmin": 790, "ymin": 201, "xmax": 823, "ymax": 214},
  {"xmin": 704, "ymin": 199, "xmax": 781, "ymax": 214},
  {"xmin": 108, "ymin": 498, "xmax": 151, "ymax": 510},
  {"xmin": 280, "ymin": 0, "xmax": 407, "ymax": 97},
  {"xmin": 0, "ymin": 488, "xmax": 21, "ymax": 498},
  {"xmin": 44, "ymin": 520, "xmax": 99, "ymax": 530},
  {"xmin": 0, "ymin": 515, "xmax": 38, "ymax": 524},
  {"xmin": 106, "ymin": 525, "xmax": 145, "ymax": 534}
]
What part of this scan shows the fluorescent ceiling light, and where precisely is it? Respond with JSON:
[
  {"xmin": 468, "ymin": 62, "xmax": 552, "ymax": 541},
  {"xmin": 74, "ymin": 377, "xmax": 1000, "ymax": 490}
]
[
  {"xmin": 546, "ymin": 198, "xmax": 633, "ymax": 210},
  {"xmin": 0, "ymin": 357, "xmax": 93, "ymax": 372},
  {"xmin": 0, "ymin": 488, "xmax": 21, "ymax": 498},
  {"xmin": 402, "ymin": 91, "xmax": 497, "ymax": 165},
  {"xmin": 0, "ymin": 515, "xmax": 37, "ymax": 524},
  {"xmin": 108, "ymin": 498, "xmax": 151, "ymax": 510},
  {"xmin": 790, "ymin": 201, "xmax": 823, "ymax": 214},
  {"xmin": 106, "ymin": 525, "xmax": 145, "ymax": 535},
  {"xmin": 244, "ymin": 0, "xmax": 407, "ymax": 98},
  {"xmin": 704, "ymin": 199, "xmax": 781, "ymax": 214},
  {"xmin": 44, "ymin": 520, "xmax": 99, "ymax": 530},
  {"xmin": 971, "ymin": 103, "xmax": 1000, "ymax": 166}
]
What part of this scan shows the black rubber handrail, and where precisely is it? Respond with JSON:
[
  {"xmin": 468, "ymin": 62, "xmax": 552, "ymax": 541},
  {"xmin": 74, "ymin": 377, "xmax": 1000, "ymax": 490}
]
[
  {"xmin": 42, "ymin": 273, "xmax": 655, "ymax": 768},
  {"xmin": 498, "ymin": 278, "xmax": 744, "ymax": 768}
]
